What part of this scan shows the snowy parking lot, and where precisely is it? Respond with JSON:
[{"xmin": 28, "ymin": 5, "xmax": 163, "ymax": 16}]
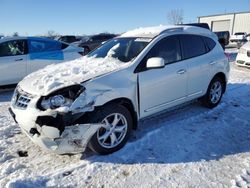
[{"xmin": 1, "ymin": 48, "xmax": 250, "ymax": 188}]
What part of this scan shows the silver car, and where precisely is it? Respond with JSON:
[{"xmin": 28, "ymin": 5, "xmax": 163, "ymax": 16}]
[{"xmin": 9, "ymin": 25, "xmax": 229, "ymax": 155}]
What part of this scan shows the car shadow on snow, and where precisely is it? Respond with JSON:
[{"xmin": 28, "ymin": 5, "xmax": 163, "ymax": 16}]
[{"xmin": 85, "ymin": 83, "xmax": 250, "ymax": 164}]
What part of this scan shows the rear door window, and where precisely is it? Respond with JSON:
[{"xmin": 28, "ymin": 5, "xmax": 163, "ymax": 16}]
[
  {"xmin": 179, "ymin": 35, "xmax": 207, "ymax": 59},
  {"xmin": 28, "ymin": 39, "xmax": 64, "ymax": 60},
  {"xmin": 0, "ymin": 40, "xmax": 27, "ymax": 57},
  {"xmin": 28, "ymin": 39, "xmax": 62, "ymax": 53},
  {"xmin": 203, "ymin": 37, "xmax": 216, "ymax": 51}
]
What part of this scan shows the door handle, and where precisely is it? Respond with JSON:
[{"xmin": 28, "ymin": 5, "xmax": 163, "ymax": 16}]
[
  {"xmin": 177, "ymin": 69, "xmax": 186, "ymax": 74},
  {"xmin": 15, "ymin": 58, "xmax": 23, "ymax": 61},
  {"xmin": 209, "ymin": 61, "xmax": 216, "ymax": 65}
]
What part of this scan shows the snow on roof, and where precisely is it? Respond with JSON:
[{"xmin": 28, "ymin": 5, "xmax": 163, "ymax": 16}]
[
  {"xmin": 121, "ymin": 25, "xmax": 176, "ymax": 38},
  {"xmin": 121, "ymin": 25, "xmax": 217, "ymax": 39}
]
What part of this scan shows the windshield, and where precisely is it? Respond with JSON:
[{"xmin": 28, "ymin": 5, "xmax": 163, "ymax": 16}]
[{"xmin": 87, "ymin": 37, "xmax": 151, "ymax": 63}]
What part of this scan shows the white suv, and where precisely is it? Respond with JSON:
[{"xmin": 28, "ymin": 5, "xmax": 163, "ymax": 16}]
[{"xmin": 9, "ymin": 25, "xmax": 230, "ymax": 155}]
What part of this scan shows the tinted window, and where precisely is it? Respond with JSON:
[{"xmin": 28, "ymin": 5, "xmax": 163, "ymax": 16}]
[
  {"xmin": 180, "ymin": 35, "xmax": 206, "ymax": 59},
  {"xmin": 58, "ymin": 36, "xmax": 67, "ymax": 42},
  {"xmin": 61, "ymin": 43, "xmax": 69, "ymax": 50},
  {"xmin": 66, "ymin": 36, "xmax": 77, "ymax": 43},
  {"xmin": 102, "ymin": 35, "xmax": 114, "ymax": 41},
  {"xmin": 146, "ymin": 36, "xmax": 181, "ymax": 64},
  {"xmin": 28, "ymin": 39, "xmax": 62, "ymax": 53},
  {"xmin": 91, "ymin": 36, "xmax": 102, "ymax": 41},
  {"xmin": 203, "ymin": 37, "xmax": 216, "ymax": 51},
  {"xmin": 0, "ymin": 40, "xmax": 27, "ymax": 57}
]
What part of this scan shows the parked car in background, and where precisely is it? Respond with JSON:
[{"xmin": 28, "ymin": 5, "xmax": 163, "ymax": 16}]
[
  {"xmin": 180, "ymin": 23, "xmax": 228, "ymax": 50},
  {"xmin": 78, "ymin": 33, "xmax": 117, "ymax": 54},
  {"xmin": 236, "ymin": 41, "xmax": 250, "ymax": 68},
  {"xmin": 245, "ymin": 34, "xmax": 250, "ymax": 41},
  {"xmin": 57, "ymin": 35, "xmax": 82, "ymax": 44},
  {"xmin": 230, "ymin": 32, "xmax": 247, "ymax": 43},
  {"xmin": 214, "ymin": 31, "xmax": 230, "ymax": 49},
  {"xmin": 9, "ymin": 25, "xmax": 229, "ymax": 155},
  {"xmin": 0, "ymin": 37, "xmax": 84, "ymax": 86}
]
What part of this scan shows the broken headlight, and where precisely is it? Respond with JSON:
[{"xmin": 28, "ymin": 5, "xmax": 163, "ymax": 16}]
[{"xmin": 38, "ymin": 85, "xmax": 85, "ymax": 110}]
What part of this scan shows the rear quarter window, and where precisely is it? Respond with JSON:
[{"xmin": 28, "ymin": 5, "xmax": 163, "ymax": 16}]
[
  {"xmin": 203, "ymin": 37, "xmax": 216, "ymax": 51},
  {"xmin": 180, "ymin": 35, "xmax": 207, "ymax": 59}
]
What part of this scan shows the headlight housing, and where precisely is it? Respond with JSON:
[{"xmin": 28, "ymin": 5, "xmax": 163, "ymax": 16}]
[{"xmin": 38, "ymin": 85, "xmax": 85, "ymax": 110}]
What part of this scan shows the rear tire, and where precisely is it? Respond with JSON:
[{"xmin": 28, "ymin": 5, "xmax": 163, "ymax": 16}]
[
  {"xmin": 201, "ymin": 77, "xmax": 224, "ymax": 108},
  {"xmin": 88, "ymin": 104, "xmax": 132, "ymax": 155}
]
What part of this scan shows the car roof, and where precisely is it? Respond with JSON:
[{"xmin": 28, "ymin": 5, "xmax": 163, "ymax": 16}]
[
  {"xmin": 120, "ymin": 25, "xmax": 217, "ymax": 39},
  {"xmin": 0, "ymin": 36, "xmax": 58, "ymax": 43}
]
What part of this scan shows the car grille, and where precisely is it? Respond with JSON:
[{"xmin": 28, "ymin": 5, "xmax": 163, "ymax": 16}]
[{"xmin": 12, "ymin": 87, "xmax": 34, "ymax": 110}]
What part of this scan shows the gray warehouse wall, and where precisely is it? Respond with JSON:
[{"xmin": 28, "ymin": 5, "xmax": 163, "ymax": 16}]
[
  {"xmin": 198, "ymin": 12, "xmax": 250, "ymax": 35},
  {"xmin": 234, "ymin": 13, "xmax": 250, "ymax": 34}
]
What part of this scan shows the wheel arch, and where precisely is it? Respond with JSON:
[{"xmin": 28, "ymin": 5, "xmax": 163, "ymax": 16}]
[
  {"xmin": 211, "ymin": 72, "xmax": 227, "ymax": 93},
  {"xmin": 102, "ymin": 97, "xmax": 138, "ymax": 130},
  {"xmin": 77, "ymin": 97, "xmax": 138, "ymax": 130}
]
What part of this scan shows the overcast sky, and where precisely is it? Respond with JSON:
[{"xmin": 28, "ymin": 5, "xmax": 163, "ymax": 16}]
[{"xmin": 0, "ymin": 0, "xmax": 250, "ymax": 36}]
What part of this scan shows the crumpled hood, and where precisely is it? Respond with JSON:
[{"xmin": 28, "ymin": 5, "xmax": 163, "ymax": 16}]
[{"xmin": 19, "ymin": 56, "xmax": 128, "ymax": 96}]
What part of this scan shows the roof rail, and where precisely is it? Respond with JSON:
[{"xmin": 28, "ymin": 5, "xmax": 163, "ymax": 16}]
[{"xmin": 159, "ymin": 27, "xmax": 184, "ymax": 35}]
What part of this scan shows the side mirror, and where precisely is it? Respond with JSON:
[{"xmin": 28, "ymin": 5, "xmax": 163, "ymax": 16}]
[{"xmin": 146, "ymin": 57, "xmax": 165, "ymax": 69}]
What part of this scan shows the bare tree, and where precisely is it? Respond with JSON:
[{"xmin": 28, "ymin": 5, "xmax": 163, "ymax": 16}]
[
  {"xmin": 45, "ymin": 30, "xmax": 59, "ymax": 39},
  {"xmin": 13, "ymin": 32, "xmax": 19, "ymax": 37},
  {"xmin": 167, "ymin": 9, "xmax": 184, "ymax": 25}
]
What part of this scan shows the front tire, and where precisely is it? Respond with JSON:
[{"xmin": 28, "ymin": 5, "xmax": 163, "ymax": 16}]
[
  {"xmin": 88, "ymin": 104, "xmax": 132, "ymax": 155},
  {"xmin": 201, "ymin": 77, "xmax": 224, "ymax": 108}
]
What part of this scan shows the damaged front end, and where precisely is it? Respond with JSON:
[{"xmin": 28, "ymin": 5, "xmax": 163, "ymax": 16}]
[{"xmin": 10, "ymin": 85, "xmax": 103, "ymax": 154}]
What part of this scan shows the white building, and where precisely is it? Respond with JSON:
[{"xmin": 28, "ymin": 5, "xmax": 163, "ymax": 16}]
[{"xmin": 198, "ymin": 11, "xmax": 250, "ymax": 35}]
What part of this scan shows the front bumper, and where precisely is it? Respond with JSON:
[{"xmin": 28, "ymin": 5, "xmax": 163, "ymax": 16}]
[
  {"xmin": 236, "ymin": 54, "xmax": 250, "ymax": 68},
  {"xmin": 9, "ymin": 103, "xmax": 102, "ymax": 154}
]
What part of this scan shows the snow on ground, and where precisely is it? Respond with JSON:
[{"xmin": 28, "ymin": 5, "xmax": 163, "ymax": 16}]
[{"xmin": 1, "ymin": 48, "xmax": 250, "ymax": 188}]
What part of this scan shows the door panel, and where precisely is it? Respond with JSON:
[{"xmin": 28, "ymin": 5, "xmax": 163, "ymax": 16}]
[
  {"xmin": 137, "ymin": 35, "xmax": 187, "ymax": 118},
  {"xmin": 0, "ymin": 55, "xmax": 27, "ymax": 85},
  {"xmin": 139, "ymin": 62, "xmax": 188, "ymax": 118},
  {"xmin": 186, "ymin": 55, "xmax": 211, "ymax": 99},
  {"xmin": 27, "ymin": 50, "xmax": 64, "ymax": 74},
  {"xmin": 179, "ymin": 35, "xmax": 212, "ymax": 99}
]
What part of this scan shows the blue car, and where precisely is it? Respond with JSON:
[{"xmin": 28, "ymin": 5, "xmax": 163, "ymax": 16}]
[{"xmin": 0, "ymin": 37, "xmax": 84, "ymax": 86}]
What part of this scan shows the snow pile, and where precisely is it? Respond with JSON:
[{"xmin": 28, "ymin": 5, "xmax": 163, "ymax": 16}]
[{"xmin": 20, "ymin": 56, "xmax": 128, "ymax": 95}]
